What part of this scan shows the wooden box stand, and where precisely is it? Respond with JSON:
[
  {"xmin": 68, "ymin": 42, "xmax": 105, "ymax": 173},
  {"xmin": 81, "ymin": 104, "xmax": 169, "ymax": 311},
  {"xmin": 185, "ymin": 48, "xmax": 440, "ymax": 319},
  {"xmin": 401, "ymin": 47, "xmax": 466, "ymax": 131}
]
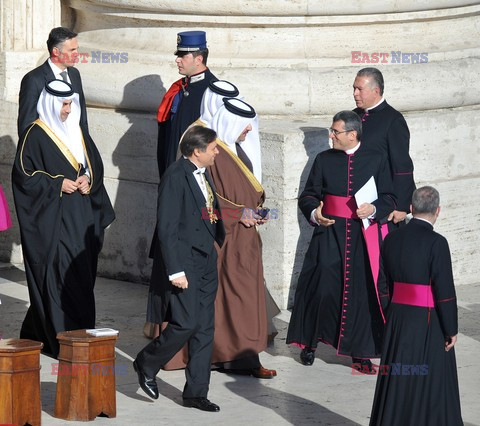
[
  {"xmin": 54, "ymin": 330, "xmax": 118, "ymax": 421},
  {"xmin": 0, "ymin": 338, "xmax": 43, "ymax": 426}
]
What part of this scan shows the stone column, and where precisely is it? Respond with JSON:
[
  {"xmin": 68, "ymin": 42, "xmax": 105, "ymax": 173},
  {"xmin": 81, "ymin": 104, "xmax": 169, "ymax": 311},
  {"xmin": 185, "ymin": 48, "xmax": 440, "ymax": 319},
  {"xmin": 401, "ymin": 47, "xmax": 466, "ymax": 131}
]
[
  {"xmin": 0, "ymin": 0, "xmax": 60, "ymax": 263},
  {"xmin": 1, "ymin": 0, "xmax": 479, "ymax": 308}
]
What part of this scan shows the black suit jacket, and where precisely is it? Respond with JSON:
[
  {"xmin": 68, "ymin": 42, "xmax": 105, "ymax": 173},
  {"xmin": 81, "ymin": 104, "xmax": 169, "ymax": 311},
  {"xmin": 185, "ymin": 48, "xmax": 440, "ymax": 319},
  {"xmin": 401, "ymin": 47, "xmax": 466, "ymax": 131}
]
[
  {"xmin": 18, "ymin": 60, "xmax": 89, "ymax": 138},
  {"xmin": 157, "ymin": 156, "xmax": 225, "ymax": 278},
  {"xmin": 354, "ymin": 101, "xmax": 415, "ymax": 212},
  {"xmin": 147, "ymin": 157, "xmax": 225, "ymax": 324}
]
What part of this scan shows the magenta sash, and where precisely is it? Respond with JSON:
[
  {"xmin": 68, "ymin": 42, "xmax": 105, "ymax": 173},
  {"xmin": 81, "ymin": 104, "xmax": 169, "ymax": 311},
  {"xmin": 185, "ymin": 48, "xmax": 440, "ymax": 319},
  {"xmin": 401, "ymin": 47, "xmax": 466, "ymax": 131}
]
[
  {"xmin": 322, "ymin": 194, "xmax": 387, "ymax": 323},
  {"xmin": 392, "ymin": 282, "xmax": 435, "ymax": 308},
  {"xmin": 322, "ymin": 194, "xmax": 358, "ymax": 218},
  {"xmin": 0, "ymin": 185, "xmax": 12, "ymax": 231}
]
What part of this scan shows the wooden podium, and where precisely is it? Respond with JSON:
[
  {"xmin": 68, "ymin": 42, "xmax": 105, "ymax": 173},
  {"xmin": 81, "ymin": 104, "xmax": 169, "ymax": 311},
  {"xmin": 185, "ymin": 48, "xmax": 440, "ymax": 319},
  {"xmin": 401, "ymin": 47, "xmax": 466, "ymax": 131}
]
[
  {"xmin": 54, "ymin": 330, "xmax": 117, "ymax": 420},
  {"xmin": 0, "ymin": 338, "xmax": 43, "ymax": 426}
]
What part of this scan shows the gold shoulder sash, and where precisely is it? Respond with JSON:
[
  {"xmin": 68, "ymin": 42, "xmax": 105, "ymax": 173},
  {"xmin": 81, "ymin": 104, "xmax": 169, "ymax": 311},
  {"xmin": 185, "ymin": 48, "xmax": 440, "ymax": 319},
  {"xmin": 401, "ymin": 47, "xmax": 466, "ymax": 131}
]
[
  {"xmin": 33, "ymin": 119, "xmax": 80, "ymax": 172},
  {"xmin": 216, "ymin": 139, "xmax": 264, "ymax": 193},
  {"xmin": 182, "ymin": 120, "xmax": 264, "ymax": 194}
]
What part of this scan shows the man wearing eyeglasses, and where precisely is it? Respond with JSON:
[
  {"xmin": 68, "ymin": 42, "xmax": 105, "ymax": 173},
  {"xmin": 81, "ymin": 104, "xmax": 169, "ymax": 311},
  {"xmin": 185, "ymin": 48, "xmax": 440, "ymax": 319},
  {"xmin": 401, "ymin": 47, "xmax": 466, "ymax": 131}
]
[
  {"xmin": 287, "ymin": 110, "xmax": 396, "ymax": 373},
  {"xmin": 353, "ymin": 67, "xmax": 415, "ymax": 229}
]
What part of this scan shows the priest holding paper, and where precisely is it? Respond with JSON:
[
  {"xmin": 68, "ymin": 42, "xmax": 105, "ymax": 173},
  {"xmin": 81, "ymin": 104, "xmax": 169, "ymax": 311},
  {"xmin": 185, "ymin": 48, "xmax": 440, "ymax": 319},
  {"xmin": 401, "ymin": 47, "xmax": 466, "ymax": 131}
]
[{"xmin": 287, "ymin": 110, "xmax": 396, "ymax": 372}]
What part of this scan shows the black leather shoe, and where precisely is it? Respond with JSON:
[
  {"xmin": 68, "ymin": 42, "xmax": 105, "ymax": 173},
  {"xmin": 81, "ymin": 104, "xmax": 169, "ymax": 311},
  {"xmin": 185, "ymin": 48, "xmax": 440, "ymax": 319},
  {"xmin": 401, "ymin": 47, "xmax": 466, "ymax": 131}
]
[
  {"xmin": 133, "ymin": 360, "xmax": 159, "ymax": 399},
  {"xmin": 183, "ymin": 397, "xmax": 220, "ymax": 412},
  {"xmin": 351, "ymin": 358, "xmax": 377, "ymax": 375},
  {"xmin": 300, "ymin": 348, "xmax": 315, "ymax": 366}
]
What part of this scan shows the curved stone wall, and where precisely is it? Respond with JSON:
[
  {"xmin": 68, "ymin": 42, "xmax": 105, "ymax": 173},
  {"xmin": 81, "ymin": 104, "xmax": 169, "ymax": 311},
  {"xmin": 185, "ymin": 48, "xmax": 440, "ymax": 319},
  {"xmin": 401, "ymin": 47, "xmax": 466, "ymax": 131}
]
[
  {"xmin": 1, "ymin": 0, "xmax": 479, "ymax": 307},
  {"xmin": 68, "ymin": 0, "xmax": 480, "ymax": 116}
]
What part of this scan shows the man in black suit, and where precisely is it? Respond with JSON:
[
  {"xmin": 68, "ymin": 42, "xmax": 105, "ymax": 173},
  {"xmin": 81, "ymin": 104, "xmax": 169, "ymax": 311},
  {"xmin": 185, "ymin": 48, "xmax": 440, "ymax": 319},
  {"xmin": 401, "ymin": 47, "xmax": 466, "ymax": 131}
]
[
  {"xmin": 18, "ymin": 27, "xmax": 88, "ymax": 138},
  {"xmin": 353, "ymin": 67, "xmax": 415, "ymax": 229},
  {"xmin": 134, "ymin": 125, "xmax": 225, "ymax": 412}
]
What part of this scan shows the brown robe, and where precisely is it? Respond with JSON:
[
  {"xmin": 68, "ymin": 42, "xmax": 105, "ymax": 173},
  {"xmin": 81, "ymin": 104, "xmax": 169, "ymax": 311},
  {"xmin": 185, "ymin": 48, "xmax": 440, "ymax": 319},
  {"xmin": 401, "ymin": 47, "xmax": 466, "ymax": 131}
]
[{"xmin": 162, "ymin": 138, "xmax": 268, "ymax": 369}]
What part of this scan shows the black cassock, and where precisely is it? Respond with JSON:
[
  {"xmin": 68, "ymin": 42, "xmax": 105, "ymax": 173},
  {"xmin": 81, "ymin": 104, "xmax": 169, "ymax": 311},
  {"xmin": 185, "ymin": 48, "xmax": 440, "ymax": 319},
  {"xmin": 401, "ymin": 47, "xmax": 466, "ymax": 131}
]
[
  {"xmin": 157, "ymin": 69, "xmax": 217, "ymax": 177},
  {"xmin": 354, "ymin": 101, "xmax": 415, "ymax": 216},
  {"xmin": 370, "ymin": 218, "xmax": 462, "ymax": 426},
  {"xmin": 287, "ymin": 145, "xmax": 395, "ymax": 358},
  {"xmin": 12, "ymin": 121, "xmax": 115, "ymax": 358}
]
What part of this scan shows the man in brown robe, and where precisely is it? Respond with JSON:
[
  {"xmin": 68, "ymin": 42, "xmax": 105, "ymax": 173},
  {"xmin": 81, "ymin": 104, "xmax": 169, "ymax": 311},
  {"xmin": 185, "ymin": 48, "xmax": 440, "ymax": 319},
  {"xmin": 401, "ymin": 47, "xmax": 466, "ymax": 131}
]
[
  {"xmin": 159, "ymin": 97, "xmax": 277, "ymax": 378},
  {"xmin": 207, "ymin": 98, "xmax": 276, "ymax": 378}
]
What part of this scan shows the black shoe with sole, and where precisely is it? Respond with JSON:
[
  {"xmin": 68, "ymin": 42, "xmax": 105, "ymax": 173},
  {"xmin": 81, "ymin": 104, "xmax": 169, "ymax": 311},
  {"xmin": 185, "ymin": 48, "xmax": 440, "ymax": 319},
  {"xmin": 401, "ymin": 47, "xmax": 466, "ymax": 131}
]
[
  {"xmin": 133, "ymin": 359, "xmax": 159, "ymax": 399},
  {"xmin": 183, "ymin": 397, "xmax": 220, "ymax": 412},
  {"xmin": 300, "ymin": 348, "xmax": 315, "ymax": 366}
]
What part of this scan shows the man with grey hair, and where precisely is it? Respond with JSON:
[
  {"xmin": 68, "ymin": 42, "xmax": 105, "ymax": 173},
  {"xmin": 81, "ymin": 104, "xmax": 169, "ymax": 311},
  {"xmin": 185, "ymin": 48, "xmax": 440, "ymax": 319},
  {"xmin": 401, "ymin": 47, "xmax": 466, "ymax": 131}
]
[
  {"xmin": 353, "ymin": 67, "xmax": 415, "ymax": 229},
  {"xmin": 370, "ymin": 186, "xmax": 462, "ymax": 425},
  {"xmin": 287, "ymin": 110, "xmax": 396, "ymax": 372}
]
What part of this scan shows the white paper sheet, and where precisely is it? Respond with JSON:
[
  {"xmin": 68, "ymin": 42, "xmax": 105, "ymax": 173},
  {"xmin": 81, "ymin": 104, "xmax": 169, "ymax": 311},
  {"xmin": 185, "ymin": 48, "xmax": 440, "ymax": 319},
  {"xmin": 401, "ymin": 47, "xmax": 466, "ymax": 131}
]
[{"xmin": 354, "ymin": 176, "xmax": 377, "ymax": 229}]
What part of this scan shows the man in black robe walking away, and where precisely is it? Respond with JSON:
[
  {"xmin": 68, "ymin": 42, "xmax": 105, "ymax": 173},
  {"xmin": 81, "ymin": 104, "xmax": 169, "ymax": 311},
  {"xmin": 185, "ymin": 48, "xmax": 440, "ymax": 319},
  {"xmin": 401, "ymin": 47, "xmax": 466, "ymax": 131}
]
[
  {"xmin": 370, "ymin": 186, "xmax": 463, "ymax": 426},
  {"xmin": 286, "ymin": 111, "xmax": 396, "ymax": 371},
  {"xmin": 12, "ymin": 80, "xmax": 115, "ymax": 358}
]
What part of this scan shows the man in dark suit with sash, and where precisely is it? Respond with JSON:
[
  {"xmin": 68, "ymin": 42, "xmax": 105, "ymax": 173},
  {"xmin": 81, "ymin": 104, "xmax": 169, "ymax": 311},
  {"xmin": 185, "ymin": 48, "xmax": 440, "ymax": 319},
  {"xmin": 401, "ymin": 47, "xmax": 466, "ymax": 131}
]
[
  {"xmin": 134, "ymin": 125, "xmax": 225, "ymax": 412},
  {"xmin": 18, "ymin": 27, "xmax": 88, "ymax": 138}
]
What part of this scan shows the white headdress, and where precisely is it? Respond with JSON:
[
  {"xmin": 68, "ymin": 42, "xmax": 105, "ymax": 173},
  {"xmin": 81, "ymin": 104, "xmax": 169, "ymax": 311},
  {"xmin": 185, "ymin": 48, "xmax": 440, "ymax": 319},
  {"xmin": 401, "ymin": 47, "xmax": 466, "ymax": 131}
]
[
  {"xmin": 37, "ymin": 80, "xmax": 85, "ymax": 167},
  {"xmin": 209, "ymin": 98, "xmax": 262, "ymax": 182}
]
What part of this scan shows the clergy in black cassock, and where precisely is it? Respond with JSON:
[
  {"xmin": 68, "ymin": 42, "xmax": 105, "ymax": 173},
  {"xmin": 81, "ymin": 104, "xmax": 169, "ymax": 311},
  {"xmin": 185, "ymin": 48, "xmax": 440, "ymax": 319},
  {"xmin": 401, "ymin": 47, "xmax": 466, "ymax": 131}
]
[
  {"xmin": 370, "ymin": 186, "xmax": 462, "ymax": 426},
  {"xmin": 353, "ymin": 67, "xmax": 415, "ymax": 228},
  {"xmin": 12, "ymin": 80, "xmax": 114, "ymax": 358},
  {"xmin": 287, "ymin": 111, "xmax": 396, "ymax": 368}
]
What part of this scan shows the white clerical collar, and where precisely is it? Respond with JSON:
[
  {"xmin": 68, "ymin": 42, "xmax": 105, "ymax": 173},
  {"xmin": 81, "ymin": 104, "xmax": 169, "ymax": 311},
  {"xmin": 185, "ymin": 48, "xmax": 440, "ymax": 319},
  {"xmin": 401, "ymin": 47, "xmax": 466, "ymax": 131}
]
[
  {"xmin": 48, "ymin": 58, "xmax": 67, "ymax": 77},
  {"xmin": 345, "ymin": 142, "xmax": 361, "ymax": 155},
  {"xmin": 189, "ymin": 72, "xmax": 206, "ymax": 84},
  {"xmin": 366, "ymin": 97, "xmax": 385, "ymax": 111},
  {"xmin": 414, "ymin": 216, "xmax": 434, "ymax": 227}
]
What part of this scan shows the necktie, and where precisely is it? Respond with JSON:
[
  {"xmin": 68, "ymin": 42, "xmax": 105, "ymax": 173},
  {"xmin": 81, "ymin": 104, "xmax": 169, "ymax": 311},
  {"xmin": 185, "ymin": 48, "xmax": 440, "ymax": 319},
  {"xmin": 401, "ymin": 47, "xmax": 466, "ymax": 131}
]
[
  {"xmin": 60, "ymin": 71, "xmax": 68, "ymax": 82},
  {"xmin": 235, "ymin": 143, "xmax": 254, "ymax": 173}
]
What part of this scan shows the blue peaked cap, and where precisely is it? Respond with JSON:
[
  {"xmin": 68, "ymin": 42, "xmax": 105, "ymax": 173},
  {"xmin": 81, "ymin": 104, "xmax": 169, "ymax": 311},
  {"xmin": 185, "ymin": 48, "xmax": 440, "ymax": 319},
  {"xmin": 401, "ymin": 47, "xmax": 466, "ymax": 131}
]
[{"xmin": 175, "ymin": 31, "xmax": 207, "ymax": 55}]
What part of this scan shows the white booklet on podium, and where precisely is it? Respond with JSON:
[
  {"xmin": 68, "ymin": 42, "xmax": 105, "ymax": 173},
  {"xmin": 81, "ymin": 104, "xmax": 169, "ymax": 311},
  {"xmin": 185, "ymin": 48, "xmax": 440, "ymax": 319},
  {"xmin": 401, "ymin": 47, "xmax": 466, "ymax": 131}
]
[
  {"xmin": 86, "ymin": 328, "xmax": 119, "ymax": 337},
  {"xmin": 354, "ymin": 176, "xmax": 377, "ymax": 230}
]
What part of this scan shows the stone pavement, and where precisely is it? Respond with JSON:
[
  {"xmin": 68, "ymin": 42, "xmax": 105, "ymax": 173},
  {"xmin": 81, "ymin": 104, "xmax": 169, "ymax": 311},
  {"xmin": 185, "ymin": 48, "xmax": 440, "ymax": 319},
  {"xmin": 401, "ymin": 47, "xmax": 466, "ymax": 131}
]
[{"xmin": 0, "ymin": 262, "xmax": 479, "ymax": 425}]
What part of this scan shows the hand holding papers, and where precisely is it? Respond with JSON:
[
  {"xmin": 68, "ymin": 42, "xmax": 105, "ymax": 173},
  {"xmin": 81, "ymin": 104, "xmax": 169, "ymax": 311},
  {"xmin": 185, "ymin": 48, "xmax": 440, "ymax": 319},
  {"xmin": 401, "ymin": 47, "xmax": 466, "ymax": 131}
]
[{"xmin": 355, "ymin": 176, "xmax": 377, "ymax": 230}]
